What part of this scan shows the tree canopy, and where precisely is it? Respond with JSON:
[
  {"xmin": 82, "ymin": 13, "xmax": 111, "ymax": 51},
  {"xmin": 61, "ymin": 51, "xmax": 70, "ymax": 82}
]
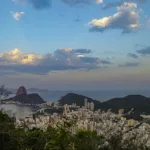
[{"xmin": 0, "ymin": 111, "xmax": 150, "ymax": 150}]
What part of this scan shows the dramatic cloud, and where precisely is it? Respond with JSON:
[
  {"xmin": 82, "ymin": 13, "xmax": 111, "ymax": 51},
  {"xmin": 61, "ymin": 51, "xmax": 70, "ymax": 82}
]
[
  {"xmin": 72, "ymin": 48, "xmax": 92, "ymax": 54},
  {"xmin": 80, "ymin": 57, "xmax": 110, "ymax": 64},
  {"xmin": 11, "ymin": 11, "xmax": 24, "ymax": 20},
  {"xmin": 136, "ymin": 46, "xmax": 150, "ymax": 55},
  {"xmin": 89, "ymin": 2, "xmax": 140, "ymax": 33},
  {"xmin": 53, "ymin": 48, "xmax": 92, "ymax": 56},
  {"xmin": 127, "ymin": 53, "xmax": 138, "ymax": 59},
  {"xmin": 102, "ymin": 0, "xmax": 148, "ymax": 10},
  {"xmin": 0, "ymin": 48, "xmax": 42, "ymax": 65},
  {"xmin": 118, "ymin": 62, "xmax": 139, "ymax": 67},
  {"xmin": 0, "ymin": 48, "xmax": 111, "ymax": 74}
]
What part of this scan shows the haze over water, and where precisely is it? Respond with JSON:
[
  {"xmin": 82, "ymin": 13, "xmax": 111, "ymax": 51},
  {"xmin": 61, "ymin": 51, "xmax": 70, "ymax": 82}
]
[{"xmin": 27, "ymin": 90, "xmax": 150, "ymax": 102}]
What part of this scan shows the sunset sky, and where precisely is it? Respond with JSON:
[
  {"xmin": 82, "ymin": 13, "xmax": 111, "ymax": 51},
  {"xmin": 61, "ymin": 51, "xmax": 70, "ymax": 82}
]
[{"xmin": 0, "ymin": 0, "xmax": 150, "ymax": 90}]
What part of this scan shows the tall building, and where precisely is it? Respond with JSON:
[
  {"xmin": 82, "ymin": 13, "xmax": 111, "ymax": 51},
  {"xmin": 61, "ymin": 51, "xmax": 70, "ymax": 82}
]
[
  {"xmin": 90, "ymin": 102, "xmax": 94, "ymax": 111},
  {"xmin": 87, "ymin": 102, "xmax": 90, "ymax": 109},
  {"xmin": 63, "ymin": 104, "xmax": 70, "ymax": 114},
  {"xmin": 84, "ymin": 98, "xmax": 88, "ymax": 108}
]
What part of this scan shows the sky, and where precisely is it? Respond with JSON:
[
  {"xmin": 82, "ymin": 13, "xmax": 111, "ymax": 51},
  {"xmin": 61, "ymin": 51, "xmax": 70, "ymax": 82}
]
[{"xmin": 0, "ymin": 0, "xmax": 150, "ymax": 90}]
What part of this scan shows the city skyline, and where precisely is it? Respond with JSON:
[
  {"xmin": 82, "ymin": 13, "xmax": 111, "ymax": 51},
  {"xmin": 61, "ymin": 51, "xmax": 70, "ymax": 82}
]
[{"xmin": 0, "ymin": 0, "xmax": 150, "ymax": 90}]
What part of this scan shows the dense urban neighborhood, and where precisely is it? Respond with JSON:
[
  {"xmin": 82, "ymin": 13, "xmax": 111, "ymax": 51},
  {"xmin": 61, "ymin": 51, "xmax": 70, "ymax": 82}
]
[{"xmin": 1, "ymin": 86, "xmax": 150, "ymax": 150}]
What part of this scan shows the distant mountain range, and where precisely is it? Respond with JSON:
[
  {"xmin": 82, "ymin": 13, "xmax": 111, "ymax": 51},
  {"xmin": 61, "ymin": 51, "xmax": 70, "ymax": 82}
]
[
  {"xmin": 59, "ymin": 93, "xmax": 150, "ymax": 115},
  {"xmin": 3, "ymin": 86, "xmax": 150, "ymax": 117}
]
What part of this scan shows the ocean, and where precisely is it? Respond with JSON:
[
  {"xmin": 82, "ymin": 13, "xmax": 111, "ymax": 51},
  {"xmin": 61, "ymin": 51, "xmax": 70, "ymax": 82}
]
[
  {"xmin": 6, "ymin": 90, "xmax": 150, "ymax": 102},
  {"xmin": 1, "ymin": 90, "xmax": 150, "ymax": 119},
  {"xmin": 30, "ymin": 90, "xmax": 150, "ymax": 102}
]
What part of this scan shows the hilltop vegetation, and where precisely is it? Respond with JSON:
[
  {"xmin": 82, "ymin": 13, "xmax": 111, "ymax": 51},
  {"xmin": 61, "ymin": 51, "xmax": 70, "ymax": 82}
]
[
  {"xmin": 0, "ymin": 111, "xmax": 150, "ymax": 150},
  {"xmin": 59, "ymin": 93, "xmax": 100, "ymax": 107},
  {"xmin": 59, "ymin": 93, "xmax": 150, "ymax": 115}
]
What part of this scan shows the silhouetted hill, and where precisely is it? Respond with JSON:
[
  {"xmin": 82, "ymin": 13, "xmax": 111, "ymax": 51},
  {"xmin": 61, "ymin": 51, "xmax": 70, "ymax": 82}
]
[
  {"xmin": 4, "ymin": 93, "xmax": 45, "ymax": 105},
  {"xmin": 59, "ymin": 93, "xmax": 150, "ymax": 115},
  {"xmin": 59, "ymin": 93, "xmax": 101, "ymax": 109},
  {"xmin": 104, "ymin": 95, "xmax": 150, "ymax": 114}
]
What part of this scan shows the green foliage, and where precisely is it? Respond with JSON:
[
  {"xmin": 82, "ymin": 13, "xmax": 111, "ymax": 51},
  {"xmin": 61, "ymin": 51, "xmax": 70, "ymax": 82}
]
[
  {"xmin": 74, "ymin": 130, "xmax": 101, "ymax": 150},
  {"xmin": 45, "ymin": 122, "xmax": 74, "ymax": 150},
  {"xmin": 24, "ymin": 129, "xmax": 47, "ymax": 150},
  {"xmin": 0, "ymin": 112, "xmax": 25, "ymax": 150},
  {"xmin": 0, "ymin": 111, "xmax": 150, "ymax": 150}
]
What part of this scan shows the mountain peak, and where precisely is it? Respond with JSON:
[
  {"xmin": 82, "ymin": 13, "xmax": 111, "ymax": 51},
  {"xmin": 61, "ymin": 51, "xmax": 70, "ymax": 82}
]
[{"xmin": 16, "ymin": 86, "xmax": 27, "ymax": 96}]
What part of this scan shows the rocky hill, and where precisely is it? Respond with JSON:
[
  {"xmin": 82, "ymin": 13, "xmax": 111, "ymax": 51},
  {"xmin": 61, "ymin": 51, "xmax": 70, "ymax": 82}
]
[
  {"xmin": 3, "ymin": 86, "xmax": 45, "ymax": 105},
  {"xmin": 104, "ymin": 95, "xmax": 150, "ymax": 114},
  {"xmin": 16, "ymin": 86, "xmax": 27, "ymax": 96},
  {"xmin": 59, "ymin": 93, "xmax": 150, "ymax": 115},
  {"xmin": 4, "ymin": 93, "xmax": 45, "ymax": 105},
  {"xmin": 58, "ymin": 93, "xmax": 101, "ymax": 109}
]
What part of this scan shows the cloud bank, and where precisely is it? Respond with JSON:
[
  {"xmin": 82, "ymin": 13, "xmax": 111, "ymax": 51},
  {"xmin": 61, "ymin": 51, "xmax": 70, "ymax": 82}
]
[
  {"xmin": 136, "ymin": 46, "xmax": 150, "ymax": 55},
  {"xmin": 89, "ymin": 2, "xmax": 140, "ymax": 33},
  {"xmin": 0, "ymin": 48, "xmax": 111, "ymax": 74},
  {"xmin": 102, "ymin": 0, "xmax": 148, "ymax": 10},
  {"xmin": 118, "ymin": 62, "xmax": 139, "ymax": 67},
  {"xmin": 127, "ymin": 53, "xmax": 138, "ymax": 59}
]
